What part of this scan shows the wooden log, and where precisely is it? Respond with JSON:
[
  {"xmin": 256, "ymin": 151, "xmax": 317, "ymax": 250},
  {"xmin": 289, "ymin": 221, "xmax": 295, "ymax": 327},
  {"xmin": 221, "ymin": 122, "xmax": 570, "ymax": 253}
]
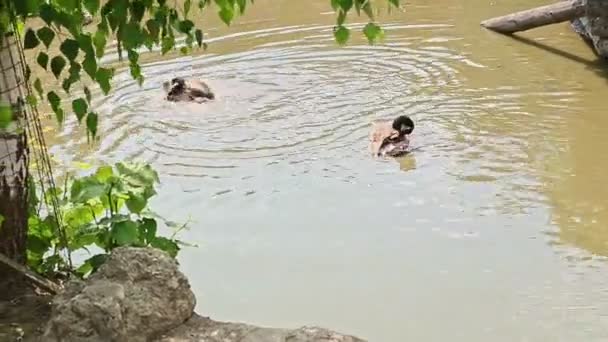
[{"xmin": 481, "ymin": 0, "xmax": 585, "ymax": 34}]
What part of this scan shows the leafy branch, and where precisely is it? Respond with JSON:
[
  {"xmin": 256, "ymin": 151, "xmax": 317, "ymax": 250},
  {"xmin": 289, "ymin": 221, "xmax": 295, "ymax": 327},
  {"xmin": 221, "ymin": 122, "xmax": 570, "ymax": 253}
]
[{"xmin": 0, "ymin": 0, "xmax": 400, "ymax": 134}]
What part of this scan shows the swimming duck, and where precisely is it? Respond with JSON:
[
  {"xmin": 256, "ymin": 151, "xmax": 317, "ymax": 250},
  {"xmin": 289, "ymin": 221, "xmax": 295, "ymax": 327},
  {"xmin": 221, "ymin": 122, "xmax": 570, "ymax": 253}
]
[
  {"xmin": 163, "ymin": 77, "xmax": 215, "ymax": 103},
  {"xmin": 369, "ymin": 115, "xmax": 415, "ymax": 157}
]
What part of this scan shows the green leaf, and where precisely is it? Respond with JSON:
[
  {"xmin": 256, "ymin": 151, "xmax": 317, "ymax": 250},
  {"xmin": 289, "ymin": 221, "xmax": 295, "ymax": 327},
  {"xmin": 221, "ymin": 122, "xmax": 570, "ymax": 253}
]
[
  {"xmin": 95, "ymin": 165, "xmax": 113, "ymax": 182},
  {"xmin": 95, "ymin": 68, "xmax": 112, "ymax": 95},
  {"xmin": 26, "ymin": 95, "xmax": 37, "ymax": 107},
  {"xmin": 72, "ymin": 98, "xmax": 88, "ymax": 123},
  {"xmin": 116, "ymin": 162, "xmax": 160, "ymax": 186},
  {"xmin": 71, "ymin": 176, "xmax": 106, "ymax": 203},
  {"xmin": 145, "ymin": 19, "xmax": 160, "ymax": 40},
  {"xmin": 138, "ymin": 218, "xmax": 157, "ymax": 244},
  {"xmin": 334, "ymin": 25, "xmax": 350, "ymax": 45},
  {"xmin": 77, "ymin": 254, "xmax": 107, "ymax": 277},
  {"xmin": 37, "ymin": 26, "xmax": 55, "ymax": 48},
  {"xmin": 130, "ymin": 1, "xmax": 146, "ymax": 22},
  {"xmin": 388, "ymin": 0, "xmax": 399, "ymax": 7},
  {"xmin": 93, "ymin": 29, "xmax": 107, "ymax": 58},
  {"xmin": 161, "ymin": 36, "xmax": 174, "ymax": 54},
  {"xmin": 47, "ymin": 91, "xmax": 64, "ymax": 123},
  {"xmin": 121, "ymin": 23, "xmax": 145, "ymax": 50},
  {"xmin": 150, "ymin": 237, "xmax": 179, "ymax": 257},
  {"xmin": 126, "ymin": 192, "xmax": 147, "ymax": 214},
  {"xmin": 363, "ymin": 22, "xmax": 383, "ymax": 43},
  {"xmin": 0, "ymin": 104, "xmax": 12, "ymax": 129},
  {"xmin": 111, "ymin": 220, "xmax": 139, "ymax": 245},
  {"xmin": 86, "ymin": 112, "xmax": 98, "ymax": 137},
  {"xmin": 195, "ymin": 29, "xmax": 203, "ymax": 47},
  {"xmin": 83, "ymin": 53, "xmax": 97, "ymax": 79},
  {"xmin": 84, "ymin": 0, "xmax": 100, "ymax": 15},
  {"xmin": 237, "ymin": 0, "xmax": 247, "ymax": 14},
  {"xmin": 60, "ymin": 39, "xmax": 80, "ymax": 61},
  {"xmin": 184, "ymin": 0, "xmax": 192, "ymax": 17},
  {"xmin": 218, "ymin": 6, "xmax": 234, "ymax": 26},
  {"xmin": 34, "ymin": 78, "xmax": 43, "ymax": 99},
  {"xmin": 24, "ymin": 29, "xmax": 39, "ymax": 49},
  {"xmin": 39, "ymin": 5, "xmax": 56, "ymax": 26},
  {"xmin": 337, "ymin": 0, "xmax": 353, "ymax": 12},
  {"xmin": 77, "ymin": 33, "xmax": 95, "ymax": 55},
  {"xmin": 50, "ymin": 55, "xmax": 66, "ymax": 78},
  {"xmin": 84, "ymin": 86, "xmax": 92, "ymax": 104},
  {"xmin": 37, "ymin": 52, "xmax": 49, "ymax": 69},
  {"xmin": 47, "ymin": 91, "xmax": 60, "ymax": 110},
  {"xmin": 57, "ymin": 0, "xmax": 78, "ymax": 11},
  {"xmin": 178, "ymin": 20, "xmax": 194, "ymax": 34}
]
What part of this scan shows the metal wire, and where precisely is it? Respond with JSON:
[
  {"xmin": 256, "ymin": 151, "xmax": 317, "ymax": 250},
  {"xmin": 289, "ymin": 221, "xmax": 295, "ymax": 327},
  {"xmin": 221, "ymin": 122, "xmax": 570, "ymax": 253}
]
[{"xmin": 0, "ymin": 20, "xmax": 73, "ymax": 269}]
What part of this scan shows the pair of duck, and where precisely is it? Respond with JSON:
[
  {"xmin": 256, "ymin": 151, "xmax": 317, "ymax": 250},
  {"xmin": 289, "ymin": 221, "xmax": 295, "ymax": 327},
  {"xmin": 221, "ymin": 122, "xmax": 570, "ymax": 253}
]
[{"xmin": 163, "ymin": 77, "xmax": 415, "ymax": 157}]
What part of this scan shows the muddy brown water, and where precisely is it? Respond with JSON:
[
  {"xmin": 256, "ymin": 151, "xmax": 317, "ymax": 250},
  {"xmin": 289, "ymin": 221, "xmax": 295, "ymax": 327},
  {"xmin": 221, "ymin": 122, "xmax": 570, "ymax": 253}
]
[{"xmin": 38, "ymin": 0, "xmax": 608, "ymax": 340}]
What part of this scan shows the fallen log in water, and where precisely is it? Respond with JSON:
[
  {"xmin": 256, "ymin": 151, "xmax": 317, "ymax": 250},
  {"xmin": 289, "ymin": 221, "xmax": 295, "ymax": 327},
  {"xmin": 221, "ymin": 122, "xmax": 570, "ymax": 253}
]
[{"xmin": 481, "ymin": 0, "xmax": 585, "ymax": 34}]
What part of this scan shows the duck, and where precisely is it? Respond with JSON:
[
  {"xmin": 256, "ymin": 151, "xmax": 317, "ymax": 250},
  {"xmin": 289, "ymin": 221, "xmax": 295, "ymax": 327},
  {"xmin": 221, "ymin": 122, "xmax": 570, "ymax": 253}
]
[
  {"xmin": 369, "ymin": 115, "xmax": 415, "ymax": 157},
  {"xmin": 163, "ymin": 77, "xmax": 215, "ymax": 103}
]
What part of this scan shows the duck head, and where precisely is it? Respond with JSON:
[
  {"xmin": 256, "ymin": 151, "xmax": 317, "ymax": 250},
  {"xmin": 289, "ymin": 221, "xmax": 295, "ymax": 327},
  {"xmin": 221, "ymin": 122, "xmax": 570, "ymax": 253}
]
[{"xmin": 392, "ymin": 115, "xmax": 414, "ymax": 136}]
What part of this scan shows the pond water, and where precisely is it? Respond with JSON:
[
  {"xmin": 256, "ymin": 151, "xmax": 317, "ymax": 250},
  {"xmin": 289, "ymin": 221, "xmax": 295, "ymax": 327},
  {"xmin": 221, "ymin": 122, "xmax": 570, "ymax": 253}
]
[{"xmin": 44, "ymin": 0, "xmax": 608, "ymax": 340}]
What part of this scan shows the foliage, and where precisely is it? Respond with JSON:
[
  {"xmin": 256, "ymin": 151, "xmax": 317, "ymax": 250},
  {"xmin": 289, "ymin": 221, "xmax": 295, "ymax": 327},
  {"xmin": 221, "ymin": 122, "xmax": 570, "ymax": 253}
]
[
  {"xmin": 0, "ymin": 0, "xmax": 400, "ymax": 137},
  {"xmin": 26, "ymin": 162, "xmax": 191, "ymax": 278}
]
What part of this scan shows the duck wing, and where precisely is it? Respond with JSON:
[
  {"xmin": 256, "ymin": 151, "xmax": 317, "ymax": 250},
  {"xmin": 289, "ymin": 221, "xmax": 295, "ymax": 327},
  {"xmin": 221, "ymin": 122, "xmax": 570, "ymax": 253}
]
[
  {"xmin": 187, "ymin": 80, "xmax": 215, "ymax": 99},
  {"xmin": 369, "ymin": 121, "xmax": 400, "ymax": 156}
]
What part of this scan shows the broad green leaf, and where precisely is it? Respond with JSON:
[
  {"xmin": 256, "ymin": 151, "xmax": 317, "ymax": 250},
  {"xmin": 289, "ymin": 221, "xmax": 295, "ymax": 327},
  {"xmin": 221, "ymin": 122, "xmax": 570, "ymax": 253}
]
[
  {"xmin": 47, "ymin": 91, "xmax": 60, "ymax": 110},
  {"xmin": 86, "ymin": 112, "xmax": 98, "ymax": 137},
  {"xmin": 39, "ymin": 5, "xmax": 56, "ymax": 26},
  {"xmin": 60, "ymin": 39, "xmax": 80, "ymax": 61},
  {"xmin": 84, "ymin": 0, "xmax": 100, "ymax": 15},
  {"xmin": 95, "ymin": 68, "xmax": 112, "ymax": 95},
  {"xmin": 388, "ymin": 0, "xmax": 399, "ymax": 6},
  {"xmin": 72, "ymin": 98, "xmax": 88, "ymax": 123},
  {"xmin": 53, "ymin": 108, "xmax": 65, "ymax": 124},
  {"xmin": 184, "ymin": 0, "xmax": 192, "ymax": 17},
  {"xmin": 0, "ymin": 104, "xmax": 12, "ymax": 129},
  {"xmin": 195, "ymin": 29, "xmax": 203, "ymax": 47},
  {"xmin": 70, "ymin": 176, "xmax": 105, "ymax": 203},
  {"xmin": 161, "ymin": 36, "xmax": 174, "ymax": 54},
  {"xmin": 76, "ymin": 33, "xmax": 95, "ymax": 55},
  {"xmin": 334, "ymin": 25, "xmax": 350, "ymax": 45},
  {"xmin": 95, "ymin": 165, "xmax": 113, "ymax": 182},
  {"xmin": 150, "ymin": 237, "xmax": 179, "ymax": 257},
  {"xmin": 93, "ymin": 29, "xmax": 107, "ymax": 58},
  {"xmin": 218, "ymin": 6, "xmax": 234, "ymax": 26},
  {"xmin": 116, "ymin": 162, "xmax": 160, "ymax": 186},
  {"xmin": 37, "ymin": 52, "xmax": 49, "ymax": 70},
  {"xmin": 126, "ymin": 192, "xmax": 147, "ymax": 214},
  {"xmin": 337, "ymin": 0, "xmax": 353, "ymax": 12},
  {"xmin": 24, "ymin": 29, "xmax": 39, "ymax": 49},
  {"xmin": 37, "ymin": 26, "xmax": 55, "ymax": 48},
  {"xmin": 130, "ymin": 0, "xmax": 146, "ymax": 22},
  {"xmin": 178, "ymin": 20, "xmax": 194, "ymax": 34},
  {"xmin": 111, "ymin": 220, "xmax": 139, "ymax": 245},
  {"xmin": 57, "ymin": 0, "xmax": 78, "ymax": 11},
  {"xmin": 237, "ymin": 0, "xmax": 247, "ymax": 14},
  {"xmin": 138, "ymin": 218, "xmax": 157, "ymax": 244},
  {"xmin": 34, "ymin": 78, "xmax": 43, "ymax": 98},
  {"xmin": 83, "ymin": 53, "xmax": 97, "ymax": 79},
  {"xmin": 77, "ymin": 254, "xmax": 107, "ymax": 277},
  {"xmin": 363, "ymin": 22, "xmax": 383, "ymax": 43},
  {"xmin": 145, "ymin": 19, "xmax": 160, "ymax": 40},
  {"xmin": 50, "ymin": 55, "xmax": 66, "ymax": 78}
]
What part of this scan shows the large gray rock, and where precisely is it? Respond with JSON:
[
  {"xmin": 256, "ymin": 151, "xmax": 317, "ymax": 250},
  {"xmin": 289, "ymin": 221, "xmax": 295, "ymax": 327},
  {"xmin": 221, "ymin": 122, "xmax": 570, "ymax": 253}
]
[
  {"xmin": 156, "ymin": 314, "xmax": 366, "ymax": 342},
  {"xmin": 41, "ymin": 246, "xmax": 365, "ymax": 342},
  {"xmin": 43, "ymin": 247, "xmax": 195, "ymax": 342}
]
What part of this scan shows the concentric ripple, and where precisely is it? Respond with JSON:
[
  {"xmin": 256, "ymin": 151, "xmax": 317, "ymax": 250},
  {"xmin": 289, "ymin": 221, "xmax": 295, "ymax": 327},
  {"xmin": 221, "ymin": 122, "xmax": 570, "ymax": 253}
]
[{"xmin": 49, "ymin": 21, "xmax": 579, "ymax": 214}]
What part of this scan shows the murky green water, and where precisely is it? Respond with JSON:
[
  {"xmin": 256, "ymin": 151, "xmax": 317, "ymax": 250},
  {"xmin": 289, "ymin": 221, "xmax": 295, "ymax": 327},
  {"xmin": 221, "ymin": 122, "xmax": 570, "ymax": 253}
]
[{"xmin": 42, "ymin": 0, "xmax": 608, "ymax": 340}]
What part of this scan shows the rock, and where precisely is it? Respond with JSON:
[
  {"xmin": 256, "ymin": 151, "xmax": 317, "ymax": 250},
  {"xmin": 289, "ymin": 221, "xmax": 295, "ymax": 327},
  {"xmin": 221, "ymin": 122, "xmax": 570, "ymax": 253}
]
[
  {"xmin": 156, "ymin": 314, "xmax": 366, "ymax": 342},
  {"xmin": 43, "ymin": 247, "xmax": 195, "ymax": 342},
  {"xmin": 41, "ymin": 246, "xmax": 365, "ymax": 342}
]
